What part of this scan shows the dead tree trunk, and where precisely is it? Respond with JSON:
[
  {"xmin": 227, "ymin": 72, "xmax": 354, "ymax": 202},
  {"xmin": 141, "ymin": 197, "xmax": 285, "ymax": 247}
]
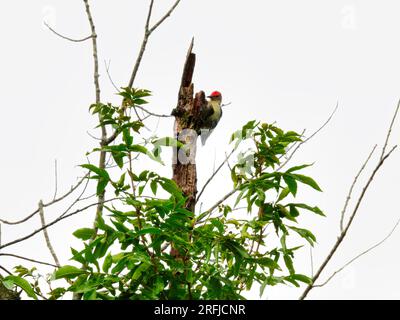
[
  {"xmin": 170, "ymin": 41, "xmax": 208, "ymax": 266},
  {"xmin": 172, "ymin": 40, "xmax": 207, "ymax": 212}
]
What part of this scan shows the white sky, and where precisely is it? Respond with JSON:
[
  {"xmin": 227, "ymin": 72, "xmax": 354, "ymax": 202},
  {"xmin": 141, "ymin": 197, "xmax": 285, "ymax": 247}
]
[{"xmin": 1, "ymin": 0, "xmax": 400, "ymax": 300}]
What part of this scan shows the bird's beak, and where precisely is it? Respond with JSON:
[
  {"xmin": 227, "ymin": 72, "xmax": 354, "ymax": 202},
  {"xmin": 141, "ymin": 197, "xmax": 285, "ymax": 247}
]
[{"xmin": 207, "ymin": 95, "xmax": 212, "ymax": 98}]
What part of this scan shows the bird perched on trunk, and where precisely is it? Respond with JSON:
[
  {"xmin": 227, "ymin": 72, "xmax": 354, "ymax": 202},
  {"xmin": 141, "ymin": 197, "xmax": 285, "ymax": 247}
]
[{"xmin": 199, "ymin": 91, "xmax": 223, "ymax": 145}]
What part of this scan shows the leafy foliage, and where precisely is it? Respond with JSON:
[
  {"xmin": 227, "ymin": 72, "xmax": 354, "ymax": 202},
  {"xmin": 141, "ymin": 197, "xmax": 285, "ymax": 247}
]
[{"xmin": 2, "ymin": 88, "xmax": 324, "ymax": 300}]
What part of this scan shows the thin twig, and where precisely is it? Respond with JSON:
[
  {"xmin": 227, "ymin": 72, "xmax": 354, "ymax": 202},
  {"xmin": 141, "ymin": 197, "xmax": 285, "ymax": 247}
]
[
  {"xmin": 196, "ymin": 149, "xmax": 235, "ymax": 203},
  {"xmin": 82, "ymin": 0, "xmax": 107, "ymax": 239},
  {"xmin": 0, "ymin": 265, "xmax": 12, "ymax": 275},
  {"xmin": 86, "ymin": 130, "xmax": 102, "ymax": 141},
  {"xmin": 104, "ymin": 60, "xmax": 120, "ymax": 93},
  {"xmin": 299, "ymin": 145, "xmax": 397, "ymax": 300},
  {"xmin": 0, "ymin": 199, "xmax": 118, "ymax": 250},
  {"xmin": 221, "ymin": 102, "xmax": 232, "ymax": 108},
  {"xmin": 148, "ymin": 0, "xmax": 182, "ymax": 34},
  {"xmin": 314, "ymin": 217, "xmax": 400, "ymax": 288},
  {"xmin": 310, "ymin": 246, "xmax": 314, "ymax": 278},
  {"xmin": 279, "ymin": 102, "xmax": 339, "ymax": 170},
  {"xmin": 128, "ymin": 0, "xmax": 182, "ymax": 87},
  {"xmin": 380, "ymin": 99, "xmax": 400, "ymax": 160},
  {"xmin": 0, "ymin": 253, "xmax": 58, "ymax": 268},
  {"xmin": 196, "ymin": 188, "xmax": 238, "ymax": 224},
  {"xmin": 44, "ymin": 22, "xmax": 93, "ymax": 43},
  {"xmin": 0, "ymin": 173, "xmax": 89, "ymax": 225},
  {"xmin": 83, "ymin": 0, "xmax": 101, "ymax": 104},
  {"xmin": 52, "ymin": 160, "xmax": 58, "ymax": 201},
  {"xmin": 134, "ymin": 105, "xmax": 173, "ymax": 118},
  {"xmin": 38, "ymin": 201, "xmax": 60, "ymax": 267},
  {"xmin": 339, "ymin": 145, "xmax": 377, "ymax": 232}
]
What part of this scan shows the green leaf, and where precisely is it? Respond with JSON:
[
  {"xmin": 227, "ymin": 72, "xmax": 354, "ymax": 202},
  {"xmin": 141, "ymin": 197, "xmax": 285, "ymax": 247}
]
[
  {"xmin": 73, "ymin": 228, "xmax": 95, "ymax": 241},
  {"xmin": 150, "ymin": 180, "xmax": 158, "ymax": 195},
  {"xmin": 277, "ymin": 187, "xmax": 290, "ymax": 202},
  {"xmin": 112, "ymin": 151, "xmax": 125, "ymax": 169},
  {"xmin": 132, "ymin": 263, "xmax": 151, "ymax": 280},
  {"xmin": 283, "ymin": 255, "xmax": 295, "ymax": 275},
  {"xmin": 290, "ymin": 274, "xmax": 312, "ymax": 284},
  {"xmin": 292, "ymin": 203, "xmax": 325, "ymax": 216},
  {"xmin": 97, "ymin": 177, "xmax": 109, "ymax": 195},
  {"xmin": 253, "ymin": 257, "xmax": 281, "ymax": 270},
  {"xmin": 4, "ymin": 276, "xmax": 37, "ymax": 300},
  {"xmin": 289, "ymin": 226, "xmax": 317, "ymax": 246},
  {"xmin": 286, "ymin": 164, "xmax": 313, "ymax": 173},
  {"xmin": 135, "ymin": 228, "xmax": 161, "ymax": 237},
  {"xmin": 152, "ymin": 137, "xmax": 183, "ymax": 148},
  {"xmin": 210, "ymin": 218, "xmax": 224, "ymax": 234},
  {"xmin": 102, "ymin": 253, "xmax": 113, "ymax": 273},
  {"xmin": 290, "ymin": 174, "xmax": 322, "ymax": 192},
  {"xmin": 159, "ymin": 178, "xmax": 183, "ymax": 200},
  {"xmin": 54, "ymin": 266, "xmax": 87, "ymax": 279},
  {"xmin": 283, "ymin": 175, "xmax": 297, "ymax": 196},
  {"xmin": 80, "ymin": 164, "xmax": 110, "ymax": 180}
]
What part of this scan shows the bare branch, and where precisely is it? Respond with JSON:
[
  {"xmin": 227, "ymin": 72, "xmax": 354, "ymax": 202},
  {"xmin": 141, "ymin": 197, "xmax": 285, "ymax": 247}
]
[
  {"xmin": 0, "ymin": 173, "xmax": 89, "ymax": 225},
  {"xmin": 279, "ymin": 102, "xmax": 338, "ymax": 170},
  {"xmin": 310, "ymin": 246, "xmax": 314, "ymax": 277},
  {"xmin": 0, "ymin": 199, "xmax": 118, "ymax": 251},
  {"xmin": 0, "ymin": 265, "xmax": 12, "ymax": 275},
  {"xmin": 314, "ymin": 217, "xmax": 400, "ymax": 288},
  {"xmin": 52, "ymin": 160, "xmax": 58, "ymax": 201},
  {"xmin": 196, "ymin": 188, "xmax": 238, "ymax": 224},
  {"xmin": 0, "ymin": 253, "xmax": 58, "ymax": 268},
  {"xmin": 148, "ymin": 0, "xmax": 182, "ymax": 34},
  {"xmin": 299, "ymin": 145, "xmax": 397, "ymax": 300},
  {"xmin": 380, "ymin": 99, "xmax": 400, "ymax": 160},
  {"xmin": 38, "ymin": 200, "xmax": 60, "ymax": 267},
  {"xmin": 104, "ymin": 60, "xmax": 120, "ymax": 93},
  {"xmin": 196, "ymin": 149, "xmax": 235, "ymax": 203},
  {"xmin": 339, "ymin": 145, "xmax": 377, "ymax": 232},
  {"xmin": 221, "ymin": 102, "xmax": 232, "ymax": 108},
  {"xmin": 83, "ymin": 0, "xmax": 101, "ymax": 104},
  {"xmin": 44, "ymin": 22, "xmax": 93, "ymax": 43},
  {"xmin": 134, "ymin": 105, "xmax": 173, "ymax": 118},
  {"xmin": 145, "ymin": 0, "xmax": 155, "ymax": 31},
  {"xmin": 128, "ymin": 0, "xmax": 182, "ymax": 87}
]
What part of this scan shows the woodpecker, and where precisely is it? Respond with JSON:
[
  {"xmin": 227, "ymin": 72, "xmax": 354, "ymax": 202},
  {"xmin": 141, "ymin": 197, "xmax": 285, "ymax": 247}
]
[{"xmin": 199, "ymin": 91, "xmax": 223, "ymax": 145}]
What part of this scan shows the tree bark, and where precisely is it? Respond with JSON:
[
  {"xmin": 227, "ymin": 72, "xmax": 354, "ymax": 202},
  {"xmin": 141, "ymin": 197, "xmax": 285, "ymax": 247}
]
[{"xmin": 172, "ymin": 39, "xmax": 207, "ymax": 211}]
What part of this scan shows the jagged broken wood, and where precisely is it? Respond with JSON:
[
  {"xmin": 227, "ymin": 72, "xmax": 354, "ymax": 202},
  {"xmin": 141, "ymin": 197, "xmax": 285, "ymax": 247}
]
[{"xmin": 172, "ymin": 39, "xmax": 210, "ymax": 212}]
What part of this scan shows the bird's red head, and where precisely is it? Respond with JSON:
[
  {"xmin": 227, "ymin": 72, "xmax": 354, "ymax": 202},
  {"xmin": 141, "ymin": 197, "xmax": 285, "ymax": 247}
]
[{"xmin": 208, "ymin": 91, "xmax": 222, "ymax": 99}]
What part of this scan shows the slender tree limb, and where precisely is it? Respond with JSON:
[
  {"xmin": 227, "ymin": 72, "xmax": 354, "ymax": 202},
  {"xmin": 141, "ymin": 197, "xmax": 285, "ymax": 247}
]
[
  {"xmin": 380, "ymin": 99, "xmax": 400, "ymax": 160},
  {"xmin": 0, "ymin": 173, "xmax": 89, "ymax": 225},
  {"xmin": 52, "ymin": 160, "xmax": 58, "ymax": 201},
  {"xmin": 128, "ymin": 0, "xmax": 182, "ymax": 87},
  {"xmin": 0, "ymin": 265, "xmax": 12, "ymax": 275},
  {"xmin": 279, "ymin": 102, "xmax": 339, "ymax": 170},
  {"xmin": 196, "ymin": 188, "xmax": 238, "ymax": 224},
  {"xmin": 0, "ymin": 253, "xmax": 58, "ymax": 268},
  {"xmin": 196, "ymin": 149, "xmax": 235, "ymax": 203},
  {"xmin": 38, "ymin": 200, "xmax": 60, "ymax": 267},
  {"xmin": 299, "ymin": 145, "xmax": 397, "ymax": 300},
  {"xmin": 83, "ymin": 0, "xmax": 101, "ymax": 104},
  {"xmin": 44, "ymin": 22, "xmax": 93, "ymax": 43},
  {"xmin": 314, "ymin": 217, "xmax": 400, "ymax": 288},
  {"xmin": 134, "ymin": 105, "xmax": 173, "ymax": 118},
  {"xmin": 148, "ymin": 0, "xmax": 182, "ymax": 34},
  {"xmin": 82, "ymin": 0, "xmax": 108, "ymax": 239},
  {"xmin": 0, "ymin": 199, "xmax": 118, "ymax": 251},
  {"xmin": 339, "ymin": 145, "xmax": 377, "ymax": 231},
  {"xmin": 104, "ymin": 60, "xmax": 120, "ymax": 93}
]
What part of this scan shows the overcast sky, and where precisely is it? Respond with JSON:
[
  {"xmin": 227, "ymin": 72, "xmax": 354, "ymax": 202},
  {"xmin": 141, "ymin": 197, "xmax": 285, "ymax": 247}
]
[{"xmin": 1, "ymin": 0, "xmax": 400, "ymax": 300}]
